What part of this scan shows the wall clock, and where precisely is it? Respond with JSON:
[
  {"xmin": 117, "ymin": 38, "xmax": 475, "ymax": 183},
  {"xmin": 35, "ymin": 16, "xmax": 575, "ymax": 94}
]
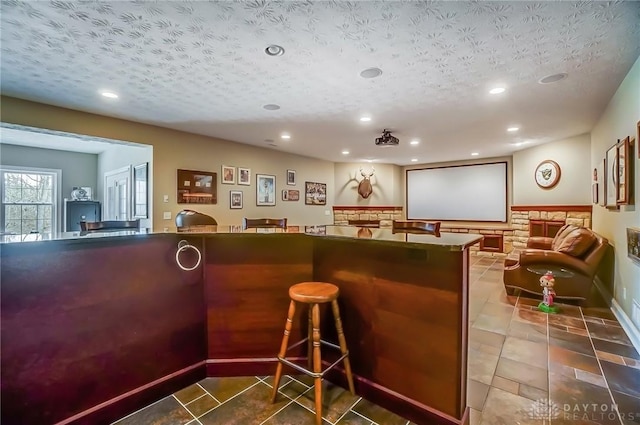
[{"xmin": 535, "ymin": 160, "xmax": 561, "ymax": 189}]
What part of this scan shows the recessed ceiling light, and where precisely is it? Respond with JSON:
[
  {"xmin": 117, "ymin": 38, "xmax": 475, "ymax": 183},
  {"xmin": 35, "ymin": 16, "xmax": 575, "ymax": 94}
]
[
  {"xmin": 342, "ymin": 150, "xmax": 350, "ymax": 155},
  {"xmin": 360, "ymin": 68, "xmax": 383, "ymax": 79},
  {"xmin": 507, "ymin": 127, "xmax": 520, "ymax": 132},
  {"xmin": 410, "ymin": 140, "xmax": 419, "ymax": 145},
  {"xmin": 281, "ymin": 134, "xmax": 291, "ymax": 140},
  {"xmin": 471, "ymin": 152, "xmax": 479, "ymax": 156},
  {"xmin": 538, "ymin": 73, "xmax": 568, "ymax": 84},
  {"xmin": 265, "ymin": 45, "xmax": 285, "ymax": 56},
  {"xmin": 411, "ymin": 158, "xmax": 418, "ymax": 162},
  {"xmin": 360, "ymin": 116, "xmax": 371, "ymax": 122},
  {"xmin": 489, "ymin": 87, "xmax": 505, "ymax": 94},
  {"xmin": 100, "ymin": 91, "xmax": 118, "ymax": 99},
  {"xmin": 263, "ymin": 104, "xmax": 280, "ymax": 110}
]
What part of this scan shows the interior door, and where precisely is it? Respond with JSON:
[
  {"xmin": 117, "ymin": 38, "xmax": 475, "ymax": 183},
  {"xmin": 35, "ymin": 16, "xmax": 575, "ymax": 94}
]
[{"xmin": 104, "ymin": 166, "xmax": 131, "ymax": 221}]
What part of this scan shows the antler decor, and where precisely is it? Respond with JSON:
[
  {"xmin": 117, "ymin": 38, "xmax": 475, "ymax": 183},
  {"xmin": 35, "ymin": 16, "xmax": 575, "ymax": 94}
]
[{"xmin": 358, "ymin": 167, "xmax": 375, "ymax": 199}]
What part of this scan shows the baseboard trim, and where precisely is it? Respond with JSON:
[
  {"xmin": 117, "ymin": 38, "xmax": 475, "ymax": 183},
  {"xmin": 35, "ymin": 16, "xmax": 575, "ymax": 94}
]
[
  {"xmin": 55, "ymin": 361, "xmax": 206, "ymax": 425},
  {"xmin": 594, "ymin": 280, "xmax": 640, "ymax": 354},
  {"xmin": 206, "ymin": 358, "xmax": 465, "ymax": 425},
  {"xmin": 324, "ymin": 362, "xmax": 466, "ymax": 425}
]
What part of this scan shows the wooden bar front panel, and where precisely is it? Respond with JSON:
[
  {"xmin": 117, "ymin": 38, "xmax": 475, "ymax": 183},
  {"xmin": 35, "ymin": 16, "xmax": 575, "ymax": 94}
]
[
  {"xmin": 313, "ymin": 238, "xmax": 468, "ymax": 420},
  {"xmin": 204, "ymin": 234, "xmax": 313, "ymax": 364},
  {"xmin": 1, "ymin": 235, "xmax": 206, "ymax": 424}
]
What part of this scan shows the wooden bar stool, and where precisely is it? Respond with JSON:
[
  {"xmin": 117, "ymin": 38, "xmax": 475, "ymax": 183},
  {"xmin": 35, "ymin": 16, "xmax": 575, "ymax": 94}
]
[{"xmin": 271, "ymin": 282, "xmax": 355, "ymax": 425}]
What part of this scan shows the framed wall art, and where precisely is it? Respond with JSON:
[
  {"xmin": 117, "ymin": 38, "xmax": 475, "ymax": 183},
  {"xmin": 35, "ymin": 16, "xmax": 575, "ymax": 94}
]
[
  {"xmin": 238, "ymin": 167, "xmax": 251, "ymax": 185},
  {"xmin": 605, "ymin": 144, "xmax": 618, "ymax": 209},
  {"xmin": 627, "ymin": 227, "xmax": 640, "ymax": 263},
  {"xmin": 282, "ymin": 189, "xmax": 300, "ymax": 201},
  {"xmin": 616, "ymin": 136, "xmax": 630, "ymax": 205},
  {"xmin": 230, "ymin": 190, "xmax": 243, "ymax": 209},
  {"xmin": 177, "ymin": 169, "xmax": 217, "ymax": 204},
  {"xmin": 256, "ymin": 174, "xmax": 276, "ymax": 206},
  {"xmin": 133, "ymin": 162, "xmax": 148, "ymax": 218},
  {"xmin": 305, "ymin": 181, "xmax": 327, "ymax": 205},
  {"xmin": 222, "ymin": 165, "xmax": 236, "ymax": 184},
  {"xmin": 599, "ymin": 158, "xmax": 606, "ymax": 207},
  {"xmin": 287, "ymin": 169, "xmax": 296, "ymax": 186}
]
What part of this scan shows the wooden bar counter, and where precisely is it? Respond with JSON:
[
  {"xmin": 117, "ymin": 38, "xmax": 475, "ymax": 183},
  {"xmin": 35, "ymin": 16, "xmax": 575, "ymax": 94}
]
[{"xmin": 1, "ymin": 226, "xmax": 480, "ymax": 425}]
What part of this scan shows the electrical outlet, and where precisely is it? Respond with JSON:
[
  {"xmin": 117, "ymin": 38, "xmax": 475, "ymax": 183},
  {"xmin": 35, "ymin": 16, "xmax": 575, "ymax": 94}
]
[
  {"xmin": 163, "ymin": 227, "xmax": 169, "ymax": 233},
  {"xmin": 163, "ymin": 211, "xmax": 171, "ymax": 220},
  {"xmin": 163, "ymin": 195, "xmax": 169, "ymax": 203},
  {"xmin": 324, "ymin": 210, "xmax": 331, "ymax": 216}
]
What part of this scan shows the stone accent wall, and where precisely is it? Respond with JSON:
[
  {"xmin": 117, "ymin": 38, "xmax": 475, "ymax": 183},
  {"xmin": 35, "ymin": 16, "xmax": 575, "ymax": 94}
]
[
  {"xmin": 509, "ymin": 207, "xmax": 592, "ymax": 251},
  {"xmin": 332, "ymin": 206, "xmax": 403, "ymax": 227},
  {"xmin": 444, "ymin": 227, "xmax": 514, "ymax": 257}
]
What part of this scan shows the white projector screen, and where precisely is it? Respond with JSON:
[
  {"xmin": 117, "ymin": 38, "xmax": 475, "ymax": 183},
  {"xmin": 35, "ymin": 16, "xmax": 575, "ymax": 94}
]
[{"xmin": 407, "ymin": 162, "xmax": 507, "ymax": 222}]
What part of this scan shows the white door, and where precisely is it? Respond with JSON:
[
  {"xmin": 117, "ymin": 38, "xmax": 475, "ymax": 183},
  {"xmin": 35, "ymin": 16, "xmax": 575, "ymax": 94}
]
[{"xmin": 104, "ymin": 166, "xmax": 131, "ymax": 221}]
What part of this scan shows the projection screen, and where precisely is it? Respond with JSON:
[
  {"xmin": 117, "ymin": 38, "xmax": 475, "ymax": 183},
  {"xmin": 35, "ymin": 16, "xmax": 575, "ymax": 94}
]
[{"xmin": 406, "ymin": 162, "xmax": 507, "ymax": 222}]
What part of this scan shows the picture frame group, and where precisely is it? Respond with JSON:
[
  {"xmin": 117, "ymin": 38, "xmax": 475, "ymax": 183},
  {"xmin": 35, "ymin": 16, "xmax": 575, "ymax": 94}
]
[{"xmin": 222, "ymin": 165, "xmax": 251, "ymax": 186}]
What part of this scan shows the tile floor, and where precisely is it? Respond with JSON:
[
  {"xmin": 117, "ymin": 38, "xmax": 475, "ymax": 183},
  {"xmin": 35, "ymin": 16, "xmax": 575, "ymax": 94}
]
[{"xmin": 113, "ymin": 256, "xmax": 640, "ymax": 425}]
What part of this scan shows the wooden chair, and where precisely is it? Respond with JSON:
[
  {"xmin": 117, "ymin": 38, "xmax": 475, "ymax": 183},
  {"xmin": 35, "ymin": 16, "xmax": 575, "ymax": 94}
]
[
  {"xmin": 175, "ymin": 210, "xmax": 217, "ymax": 228},
  {"xmin": 392, "ymin": 220, "xmax": 441, "ymax": 234},
  {"xmin": 242, "ymin": 218, "xmax": 287, "ymax": 228},
  {"xmin": 80, "ymin": 220, "xmax": 140, "ymax": 231}
]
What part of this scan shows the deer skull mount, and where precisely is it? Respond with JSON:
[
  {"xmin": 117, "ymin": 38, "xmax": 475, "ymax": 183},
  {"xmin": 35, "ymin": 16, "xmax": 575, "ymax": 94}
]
[{"xmin": 358, "ymin": 167, "xmax": 375, "ymax": 199}]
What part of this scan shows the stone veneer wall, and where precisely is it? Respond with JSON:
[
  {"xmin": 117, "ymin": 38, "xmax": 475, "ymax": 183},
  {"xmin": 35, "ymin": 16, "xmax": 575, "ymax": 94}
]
[
  {"xmin": 332, "ymin": 206, "xmax": 403, "ymax": 227},
  {"xmin": 444, "ymin": 227, "xmax": 514, "ymax": 257},
  {"xmin": 509, "ymin": 206, "xmax": 592, "ymax": 251}
]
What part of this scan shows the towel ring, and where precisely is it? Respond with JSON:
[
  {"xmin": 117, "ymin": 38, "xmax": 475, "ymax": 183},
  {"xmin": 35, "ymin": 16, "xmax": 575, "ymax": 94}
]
[{"xmin": 176, "ymin": 240, "xmax": 201, "ymax": 271}]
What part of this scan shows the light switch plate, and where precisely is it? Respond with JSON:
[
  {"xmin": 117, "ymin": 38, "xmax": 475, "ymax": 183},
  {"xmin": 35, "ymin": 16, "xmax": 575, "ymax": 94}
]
[
  {"xmin": 163, "ymin": 195, "xmax": 169, "ymax": 203},
  {"xmin": 163, "ymin": 212, "xmax": 171, "ymax": 220}
]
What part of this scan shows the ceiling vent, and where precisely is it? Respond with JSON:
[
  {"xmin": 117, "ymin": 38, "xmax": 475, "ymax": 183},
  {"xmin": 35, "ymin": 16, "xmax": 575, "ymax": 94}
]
[{"xmin": 375, "ymin": 129, "xmax": 399, "ymax": 147}]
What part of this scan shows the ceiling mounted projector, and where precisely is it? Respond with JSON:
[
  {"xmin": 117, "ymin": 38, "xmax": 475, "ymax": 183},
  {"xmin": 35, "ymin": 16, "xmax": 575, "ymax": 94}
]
[{"xmin": 375, "ymin": 129, "xmax": 399, "ymax": 146}]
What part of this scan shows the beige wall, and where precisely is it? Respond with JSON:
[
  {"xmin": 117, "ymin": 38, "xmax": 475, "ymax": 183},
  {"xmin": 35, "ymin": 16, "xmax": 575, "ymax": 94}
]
[
  {"xmin": 334, "ymin": 162, "xmax": 403, "ymax": 206},
  {"xmin": 0, "ymin": 97, "xmax": 335, "ymax": 229},
  {"xmin": 513, "ymin": 134, "xmax": 592, "ymax": 205},
  {"xmin": 591, "ymin": 56, "xmax": 640, "ymax": 327}
]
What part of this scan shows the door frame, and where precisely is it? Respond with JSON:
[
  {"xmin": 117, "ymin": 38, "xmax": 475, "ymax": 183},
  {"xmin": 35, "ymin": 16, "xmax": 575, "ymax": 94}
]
[{"xmin": 103, "ymin": 165, "xmax": 132, "ymax": 221}]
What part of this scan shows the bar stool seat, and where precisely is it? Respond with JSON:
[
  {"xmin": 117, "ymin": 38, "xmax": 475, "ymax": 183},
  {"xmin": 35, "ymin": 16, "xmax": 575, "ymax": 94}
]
[
  {"xmin": 289, "ymin": 282, "xmax": 339, "ymax": 303},
  {"xmin": 271, "ymin": 282, "xmax": 355, "ymax": 425}
]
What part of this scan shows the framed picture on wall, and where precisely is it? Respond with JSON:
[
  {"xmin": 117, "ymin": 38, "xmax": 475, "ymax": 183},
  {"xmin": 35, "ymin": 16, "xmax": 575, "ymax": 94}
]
[
  {"xmin": 305, "ymin": 181, "xmax": 327, "ymax": 205},
  {"xmin": 256, "ymin": 174, "xmax": 276, "ymax": 206},
  {"xmin": 598, "ymin": 158, "xmax": 606, "ymax": 207},
  {"xmin": 177, "ymin": 169, "xmax": 217, "ymax": 204},
  {"xmin": 222, "ymin": 165, "xmax": 236, "ymax": 184},
  {"xmin": 605, "ymin": 144, "xmax": 618, "ymax": 209},
  {"xmin": 616, "ymin": 136, "xmax": 630, "ymax": 205},
  {"xmin": 287, "ymin": 169, "xmax": 296, "ymax": 185},
  {"xmin": 230, "ymin": 190, "xmax": 243, "ymax": 209},
  {"xmin": 238, "ymin": 167, "xmax": 251, "ymax": 185}
]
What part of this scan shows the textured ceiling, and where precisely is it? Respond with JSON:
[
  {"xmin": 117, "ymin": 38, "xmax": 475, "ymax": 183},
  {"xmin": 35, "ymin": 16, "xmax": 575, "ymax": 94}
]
[{"xmin": 1, "ymin": 1, "xmax": 639, "ymax": 165}]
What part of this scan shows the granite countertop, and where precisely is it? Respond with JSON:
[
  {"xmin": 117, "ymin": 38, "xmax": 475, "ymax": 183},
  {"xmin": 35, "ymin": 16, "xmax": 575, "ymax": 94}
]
[{"xmin": 1, "ymin": 225, "xmax": 482, "ymax": 250}]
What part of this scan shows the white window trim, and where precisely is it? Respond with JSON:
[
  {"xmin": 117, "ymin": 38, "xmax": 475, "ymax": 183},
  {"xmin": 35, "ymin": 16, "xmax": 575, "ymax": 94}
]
[{"xmin": 0, "ymin": 165, "xmax": 62, "ymax": 235}]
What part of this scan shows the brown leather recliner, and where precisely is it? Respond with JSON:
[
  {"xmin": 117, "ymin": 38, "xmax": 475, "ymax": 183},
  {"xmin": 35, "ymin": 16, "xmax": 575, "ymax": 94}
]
[{"xmin": 503, "ymin": 224, "xmax": 609, "ymax": 300}]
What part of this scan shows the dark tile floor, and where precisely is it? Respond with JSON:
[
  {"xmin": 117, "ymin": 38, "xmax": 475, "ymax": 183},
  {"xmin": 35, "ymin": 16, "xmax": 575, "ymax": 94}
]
[{"xmin": 113, "ymin": 256, "xmax": 640, "ymax": 425}]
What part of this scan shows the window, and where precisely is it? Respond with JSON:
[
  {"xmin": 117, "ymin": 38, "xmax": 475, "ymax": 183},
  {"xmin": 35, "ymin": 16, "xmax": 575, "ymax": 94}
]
[{"xmin": 1, "ymin": 167, "xmax": 59, "ymax": 237}]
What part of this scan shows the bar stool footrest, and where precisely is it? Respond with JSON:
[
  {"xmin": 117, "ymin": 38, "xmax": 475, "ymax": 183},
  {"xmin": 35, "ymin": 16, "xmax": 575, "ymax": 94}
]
[{"xmin": 278, "ymin": 338, "xmax": 348, "ymax": 379}]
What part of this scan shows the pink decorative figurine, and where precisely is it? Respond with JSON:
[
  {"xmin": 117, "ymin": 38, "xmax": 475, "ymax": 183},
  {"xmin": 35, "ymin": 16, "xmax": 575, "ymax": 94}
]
[{"xmin": 538, "ymin": 271, "xmax": 559, "ymax": 313}]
